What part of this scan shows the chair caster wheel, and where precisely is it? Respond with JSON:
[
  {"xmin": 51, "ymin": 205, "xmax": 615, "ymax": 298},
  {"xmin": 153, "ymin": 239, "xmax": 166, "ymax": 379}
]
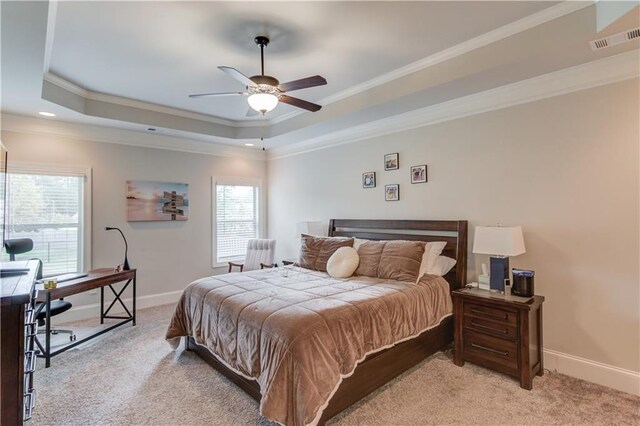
[{"xmin": 70, "ymin": 335, "xmax": 77, "ymax": 341}]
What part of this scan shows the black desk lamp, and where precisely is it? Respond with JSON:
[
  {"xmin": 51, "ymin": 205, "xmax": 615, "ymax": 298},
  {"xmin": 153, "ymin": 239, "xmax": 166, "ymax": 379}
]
[{"xmin": 105, "ymin": 227, "xmax": 130, "ymax": 270}]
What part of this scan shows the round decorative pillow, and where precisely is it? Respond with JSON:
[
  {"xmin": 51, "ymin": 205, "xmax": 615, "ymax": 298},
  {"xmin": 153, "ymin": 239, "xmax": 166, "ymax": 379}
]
[{"xmin": 326, "ymin": 247, "xmax": 360, "ymax": 278}]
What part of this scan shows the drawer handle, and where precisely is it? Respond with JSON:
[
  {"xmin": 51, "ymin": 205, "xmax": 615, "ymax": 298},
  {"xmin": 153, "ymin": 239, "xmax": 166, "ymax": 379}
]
[
  {"xmin": 471, "ymin": 343, "xmax": 509, "ymax": 357},
  {"xmin": 471, "ymin": 308, "xmax": 508, "ymax": 321},
  {"xmin": 24, "ymin": 350, "xmax": 36, "ymax": 373},
  {"xmin": 25, "ymin": 308, "xmax": 35, "ymax": 324},
  {"xmin": 25, "ymin": 322, "xmax": 38, "ymax": 337},
  {"xmin": 23, "ymin": 391, "xmax": 35, "ymax": 420},
  {"xmin": 471, "ymin": 321, "xmax": 509, "ymax": 335}
]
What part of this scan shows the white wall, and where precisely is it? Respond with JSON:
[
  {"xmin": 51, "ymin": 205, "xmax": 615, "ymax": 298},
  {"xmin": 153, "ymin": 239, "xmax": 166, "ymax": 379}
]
[
  {"xmin": 2, "ymin": 126, "xmax": 267, "ymax": 318},
  {"xmin": 268, "ymin": 79, "xmax": 640, "ymax": 390}
]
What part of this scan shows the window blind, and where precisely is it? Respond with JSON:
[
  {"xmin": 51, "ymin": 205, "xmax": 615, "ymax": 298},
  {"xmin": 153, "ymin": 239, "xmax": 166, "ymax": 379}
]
[
  {"xmin": 216, "ymin": 184, "xmax": 259, "ymax": 262},
  {"xmin": 2, "ymin": 172, "xmax": 84, "ymax": 275}
]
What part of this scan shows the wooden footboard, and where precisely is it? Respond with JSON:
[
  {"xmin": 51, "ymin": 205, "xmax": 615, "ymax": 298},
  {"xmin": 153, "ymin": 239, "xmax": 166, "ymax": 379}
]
[{"xmin": 186, "ymin": 315, "xmax": 453, "ymax": 424}]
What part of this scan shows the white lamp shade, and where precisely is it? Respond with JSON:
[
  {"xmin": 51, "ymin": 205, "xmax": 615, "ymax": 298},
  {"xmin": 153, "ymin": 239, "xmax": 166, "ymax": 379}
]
[
  {"xmin": 248, "ymin": 93, "xmax": 278, "ymax": 113},
  {"xmin": 472, "ymin": 226, "xmax": 526, "ymax": 257}
]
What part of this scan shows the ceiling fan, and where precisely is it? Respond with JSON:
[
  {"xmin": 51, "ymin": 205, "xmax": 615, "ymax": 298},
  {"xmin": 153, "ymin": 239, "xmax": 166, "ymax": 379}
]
[{"xmin": 189, "ymin": 36, "xmax": 327, "ymax": 116}]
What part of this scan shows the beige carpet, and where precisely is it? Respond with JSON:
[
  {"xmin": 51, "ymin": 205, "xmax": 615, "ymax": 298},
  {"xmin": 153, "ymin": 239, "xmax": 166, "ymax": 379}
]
[{"xmin": 33, "ymin": 304, "xmax": 639, "ymax": 425}]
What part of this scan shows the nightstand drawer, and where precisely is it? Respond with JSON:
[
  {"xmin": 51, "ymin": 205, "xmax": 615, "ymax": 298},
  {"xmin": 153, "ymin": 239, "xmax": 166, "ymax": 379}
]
[
  {"xmin": 464, "ymin": 302, "xmax": 517, "ymax": 326},
  {"xmin": 463, "ymin": 316, "xmax": 517, "ymax": 340},
  {"xmin": 463, "ymin": 330, "xmax": 518, "ymax": 376}
]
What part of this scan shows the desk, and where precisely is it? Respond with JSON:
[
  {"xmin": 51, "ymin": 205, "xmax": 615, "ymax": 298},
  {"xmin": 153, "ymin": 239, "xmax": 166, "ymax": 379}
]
[
  {"xmin": 35, "ymin": 268, "xmax": 137, "ymax": 367},
  {"xmin": 1, "ymin": 260, "xmax": 39, "ymax": 423}
]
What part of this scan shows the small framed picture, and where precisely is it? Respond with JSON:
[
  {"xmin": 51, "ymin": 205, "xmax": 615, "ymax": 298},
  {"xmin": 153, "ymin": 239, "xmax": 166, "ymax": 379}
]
[
  {"xmin": 411, "ymin": 165, "xmax": 427, "ymax": 184},
  {"xmin": 362, "ymin": 172, "xmax": 376, "ymax": 188},
  {"xmin": 385, "ymin": 184, "xmax": 399, "ymax": 201},
  {"xmin": 384, "ymin": 153, "xmax": 399, "ymax": 171}
]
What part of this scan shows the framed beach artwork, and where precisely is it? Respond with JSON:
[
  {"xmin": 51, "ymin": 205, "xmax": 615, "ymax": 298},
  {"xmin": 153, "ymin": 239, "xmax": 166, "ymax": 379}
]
[
  {"xmin": 126, "ymin": 180, "xmax": 189, "ymax": 221},
  {"xmin": 385, "ymin": 184, "xmax": 399, "ymax": 201}
]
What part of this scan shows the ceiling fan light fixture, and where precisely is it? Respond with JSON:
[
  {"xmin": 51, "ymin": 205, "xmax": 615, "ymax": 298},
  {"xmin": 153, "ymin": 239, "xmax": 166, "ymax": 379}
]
[{"xmin": 248, "ymin": 93, "xmax": 278, "ymax": 113}]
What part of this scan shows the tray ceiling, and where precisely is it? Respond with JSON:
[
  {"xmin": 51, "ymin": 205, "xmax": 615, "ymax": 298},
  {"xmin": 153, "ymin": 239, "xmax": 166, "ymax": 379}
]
[{"xmin": 1, "ymin": 1, "xmax": 638, "ymax": 150}]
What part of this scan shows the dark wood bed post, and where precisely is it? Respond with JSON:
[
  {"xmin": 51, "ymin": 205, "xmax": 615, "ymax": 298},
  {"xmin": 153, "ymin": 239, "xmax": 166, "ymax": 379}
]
[{"xmin": 187, "ymin": 219, "xmax": 468, "ymax": 425}]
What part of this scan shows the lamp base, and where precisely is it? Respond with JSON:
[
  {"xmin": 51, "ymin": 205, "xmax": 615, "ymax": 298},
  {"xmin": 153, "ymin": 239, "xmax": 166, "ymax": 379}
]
[
  {"xmin": 489, "ymin": 256, "xmax": 509, "ymax": 293},
  {"xmin": 123, "ymin": 257, "xmax": 130, "ymax": 271}
]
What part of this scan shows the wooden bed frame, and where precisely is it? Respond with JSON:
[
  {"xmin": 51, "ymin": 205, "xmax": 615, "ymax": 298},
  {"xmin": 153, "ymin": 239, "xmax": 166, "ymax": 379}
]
[{"xmin": 186, "ymin": 219, "xmax": 468, "ymax": 424}]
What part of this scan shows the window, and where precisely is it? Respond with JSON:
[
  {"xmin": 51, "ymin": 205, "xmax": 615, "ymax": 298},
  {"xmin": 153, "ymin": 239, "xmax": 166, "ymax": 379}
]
[
  {"xmin": 1, "ymin": 163, "xmax": 91, "ymax": 275},
  {"xmin": 213, "ymin": 178, "xmax": 261, "ymax": 265}
]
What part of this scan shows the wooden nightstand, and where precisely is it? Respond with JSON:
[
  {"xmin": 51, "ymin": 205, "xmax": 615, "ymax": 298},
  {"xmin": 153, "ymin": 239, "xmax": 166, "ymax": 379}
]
[{"xmin": 452, "ymin": 288, "xmax": 544, "ymax": 390}]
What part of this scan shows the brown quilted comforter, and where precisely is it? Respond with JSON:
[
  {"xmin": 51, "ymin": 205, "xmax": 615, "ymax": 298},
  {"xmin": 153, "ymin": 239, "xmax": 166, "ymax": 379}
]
[{"xmin": 166, "ymin": 267, "xmax": 452, "ymax": 426}]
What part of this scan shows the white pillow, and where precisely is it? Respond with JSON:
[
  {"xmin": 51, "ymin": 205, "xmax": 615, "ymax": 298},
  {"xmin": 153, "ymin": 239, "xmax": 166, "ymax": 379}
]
[
  {"xmin": 418, "ymin": 241, "xmax": 447, "ymax": 278},
  {"xmin": 327, "ymin": 247, "xmax": 360, "ymax": 278},
  {"xmin": 428, "ymin": 256, "xmax": 457, "ymax": 276}
]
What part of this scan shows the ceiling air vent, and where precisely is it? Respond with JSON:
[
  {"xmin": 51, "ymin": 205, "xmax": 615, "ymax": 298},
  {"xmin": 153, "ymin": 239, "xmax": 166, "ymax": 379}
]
[{"xmin": 590, "ymin": 27, "xmax": 640, "ymax": 51}]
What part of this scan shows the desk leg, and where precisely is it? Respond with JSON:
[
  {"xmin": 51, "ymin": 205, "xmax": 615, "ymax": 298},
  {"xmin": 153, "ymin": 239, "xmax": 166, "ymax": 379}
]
[
  {"xmin": 45, "ymin": 293, "xmax": 51, "ymax": 368},
  {"xmin": 100, "ymin": 286, "xmax": 104, "ymax": 325},
  {"xmin": 132, "ymin": 274, "xmax": 137, "ymax": 326}
]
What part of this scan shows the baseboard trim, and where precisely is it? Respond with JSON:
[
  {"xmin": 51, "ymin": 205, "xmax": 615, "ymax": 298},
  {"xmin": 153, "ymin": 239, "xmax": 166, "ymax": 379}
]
[
  {"xmin": 52, "ymin": 290, "xmax": 183, "ymax": 324},
  {"xmin": 544, "ymin": 349, "xmax": 640, "ymax": 396}
]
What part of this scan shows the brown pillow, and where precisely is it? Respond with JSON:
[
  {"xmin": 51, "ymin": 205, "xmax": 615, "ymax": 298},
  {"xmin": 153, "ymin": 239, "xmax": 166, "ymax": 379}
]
[
  {"xmin": 378, "ymin": 240, "xmax": 425, "ymax": 282},
  {"xmin": 298, "ymin": 235, "xmax": 354, "ymax": 272},
  {"xmin": 354, "ymin": 240, "xmax": 386, "ymax": 278},
  {"xmin": 355, "ymin": 240, "xmax": 425, "ymax": 282}
]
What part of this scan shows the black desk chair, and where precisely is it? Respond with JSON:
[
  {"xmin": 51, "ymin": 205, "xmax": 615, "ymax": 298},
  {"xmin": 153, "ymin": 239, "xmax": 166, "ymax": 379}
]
[{"xmin": 3, "ymin": 238, "xmax": 76, "ymax": 341}]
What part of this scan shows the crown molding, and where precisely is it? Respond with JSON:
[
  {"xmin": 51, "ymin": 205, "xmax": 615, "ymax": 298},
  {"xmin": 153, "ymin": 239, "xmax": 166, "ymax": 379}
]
[
  {"xmin": 0, "ymin": 113, "xmax": 267, "ymax": 161},
  {"xmin": 42, "ymin": 0, "xmax": 58, "ymax": 73},
  {"xmin": 41, "ymin": 2, "xmax": 593, "ymax": 129},
  {"xmin": 16, "ymin": 50, "xmax": 638, "ymax": 164},
  {"xmin": 42, "ymin": 72, "xmax": 267, "ymax": 128},
  {"xmin": 268, "ymin": 50, "xmax": 640, "ymax": 160},
  {"xmin": 269, "ymin": 1, "xmax": 595, "ymax": 125}
]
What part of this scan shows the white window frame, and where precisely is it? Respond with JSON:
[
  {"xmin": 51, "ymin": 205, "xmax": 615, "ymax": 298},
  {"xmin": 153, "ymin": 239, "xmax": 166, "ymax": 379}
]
[
  {"xmin": 7, "ymin": 162, "xmax": 92, "ymax": 272},
  {"xmin": 211, "ymin": 176, "xmax": 264, "ymax": 268}
]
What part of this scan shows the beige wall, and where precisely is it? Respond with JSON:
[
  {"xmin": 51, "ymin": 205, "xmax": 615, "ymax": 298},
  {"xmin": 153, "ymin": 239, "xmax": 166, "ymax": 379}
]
[
  {"xmin": 2, "ymin": 79, "xmax": 637, "ymax": 387},
  {"xmin": 2, "ymin": 129, "xmax": 267, "ymax": 313},
  {"xmin": 267, "ymin": 79, "xmax": 640, "ymax": 373}
]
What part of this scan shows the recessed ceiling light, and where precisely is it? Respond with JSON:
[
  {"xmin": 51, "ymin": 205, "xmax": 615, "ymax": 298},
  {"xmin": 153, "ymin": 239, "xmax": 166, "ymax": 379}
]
[
  {"xmin": 38, "ymin": 111, "xmax": 56, "ymax": 117},
  {"xmin": 244, "ymin": 143, "xmax": 255, "ymax": 147}
]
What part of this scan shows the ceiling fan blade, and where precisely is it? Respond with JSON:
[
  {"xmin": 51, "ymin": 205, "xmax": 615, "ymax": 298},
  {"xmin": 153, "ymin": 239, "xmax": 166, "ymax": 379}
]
[
  {"xmin": 278, "ymin": 75, "xmax": 327, "ymax": 93},
  {"xmin": 278, "ymin": 95, "xmax": 322, "ymax": 112},
  {"xmin": 218, "ymin": 66, "xmax": 257, "ymax": 87},
  {"xmin": 246, "ymin": 107, "xmax": 259, "ymax": 117},
  {"xmin": 188, "ymin": 91, "xmax": 246, "ymax": 98}
]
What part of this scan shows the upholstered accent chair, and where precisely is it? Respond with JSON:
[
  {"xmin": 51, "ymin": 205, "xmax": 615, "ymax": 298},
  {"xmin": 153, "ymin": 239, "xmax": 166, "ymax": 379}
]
[{"xmin": 228, "ymin": 239, "xmax": 277, "ymax": 273}]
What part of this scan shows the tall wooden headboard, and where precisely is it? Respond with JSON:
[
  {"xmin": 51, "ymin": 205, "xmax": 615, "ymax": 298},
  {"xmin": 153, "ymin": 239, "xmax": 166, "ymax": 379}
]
[{"xmin": 328, "ymin": 219, "xmax": 468, "ymax": 290}]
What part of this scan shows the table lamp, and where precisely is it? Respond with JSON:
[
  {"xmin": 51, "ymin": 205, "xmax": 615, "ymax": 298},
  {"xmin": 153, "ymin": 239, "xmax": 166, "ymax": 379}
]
[{"xmin": 472, "ymin": 225, "xmax": 525, "ymax": 293}]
